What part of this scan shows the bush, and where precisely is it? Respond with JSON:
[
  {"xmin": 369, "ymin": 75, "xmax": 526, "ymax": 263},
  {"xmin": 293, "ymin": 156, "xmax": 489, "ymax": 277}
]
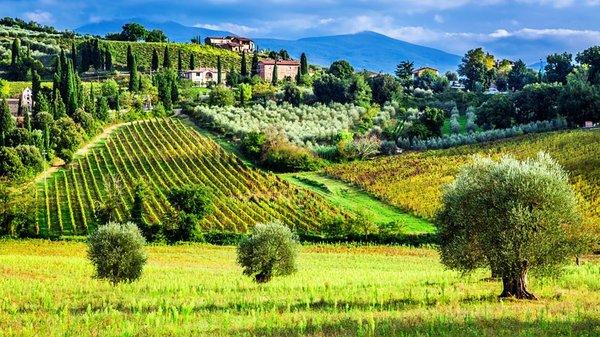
[
  {"xmin": 87, "ymin": 222, "xmax": 147, "ymax": 285},
  {"xmin": 208, "ymin": 85, "xmax": 235, "ymax": 107},
  {"xmin": 167, "ymin": 185, "xmax": 213, "ymax": 218},
  {"xmin": 0, "ymin": 146, "xmax": 24, "ymax": 178},
  {"xmin": 15, "ymin": 145, "xmax": 44, "ymax": 173},
  {"xmin": 261, "ymin": 132, "xmax": 324, "ymax": 172},
  {"xmin": 240, "ymin": 131, "xmax": 266, "ymax": 158},
  {"xmin": 237, "ymin": 222, "xmax": 298, "ymax": 283},
  {"xmin": 380, "ymin": 140, "xmax": 398, "ymax": 155}
]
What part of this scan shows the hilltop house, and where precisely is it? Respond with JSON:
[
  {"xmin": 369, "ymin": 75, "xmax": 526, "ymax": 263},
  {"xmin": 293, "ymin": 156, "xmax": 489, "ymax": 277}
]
[
  {"xmin": 412, "ymin": 67, "xmax": 439, "ymax": 77},
  {"xmin": 182, "ymin": 68, "xmax": 226, "ymax": 86},
  {"xmin": 205, "ymin": 36, "xmax": 255, "ymax": 52},
  {"xmin": 6, "ymin": 87, "xmax": 33, "ymax": 118},
  {"xmin": 258, "ymin": 59, "xmax": 300, "ymax": 82}
]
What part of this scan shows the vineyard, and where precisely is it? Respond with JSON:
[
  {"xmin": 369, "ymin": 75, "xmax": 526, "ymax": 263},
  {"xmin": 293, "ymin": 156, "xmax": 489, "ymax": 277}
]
[
  {"xmin": 34, "ymin": 118, "xmax": 347, "ymax": 237},
  {"xmin": 189, "ymin": 102, "xmax": 369, "ymax": 146},
  {"xmin": 326, "ymin": 129, "xmax": 600, "ymax": 222}
]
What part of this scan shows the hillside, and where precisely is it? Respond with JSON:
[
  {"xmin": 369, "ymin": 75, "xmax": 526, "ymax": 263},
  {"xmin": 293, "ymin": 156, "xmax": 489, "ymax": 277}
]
[
  {"xmin": 35, "ymin": 118, "xmax": 347, "ymax": 237},
  {"xmin": 76, "ymin": 18, "xmax": 231, "ymax": 42},
  {"xmin": 255, "ymin": 31, "xmax": 461, "ymax": 73},
  {"xmin": 325, "ymin": 129, "xmax": 600, "ymax": 222}
]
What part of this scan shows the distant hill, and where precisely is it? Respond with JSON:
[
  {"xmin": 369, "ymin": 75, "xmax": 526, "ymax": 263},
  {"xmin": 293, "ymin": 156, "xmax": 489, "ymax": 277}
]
[
  {"xmin": 76, "ymin": 18, "xmax": 231, "ymax": 42},
  {"xmin": 255, "ymin": 31, "xmax": 462, "ymax": 73}
]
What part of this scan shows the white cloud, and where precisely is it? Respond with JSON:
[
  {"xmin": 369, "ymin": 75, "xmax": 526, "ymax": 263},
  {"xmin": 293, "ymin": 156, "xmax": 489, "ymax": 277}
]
[
  {"xmin": 434, "ymin": 14, "xmax": 444, "ymax": 23},
  {"xmin": 24, "ymin": 10, "xmax": 53, "ymax": 24}
]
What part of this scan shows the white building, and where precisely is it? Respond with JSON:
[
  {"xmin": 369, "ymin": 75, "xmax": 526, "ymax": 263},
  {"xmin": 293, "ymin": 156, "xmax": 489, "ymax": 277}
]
[{"xmin": 181, "ymin": 68, "xmax": 225, "ymax": 86}]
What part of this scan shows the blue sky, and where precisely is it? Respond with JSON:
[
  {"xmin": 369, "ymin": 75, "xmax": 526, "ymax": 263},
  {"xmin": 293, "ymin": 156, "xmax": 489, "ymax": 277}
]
[{"xmin": 2, "ymin": 0, "xmax": 600, "ymax": 58}]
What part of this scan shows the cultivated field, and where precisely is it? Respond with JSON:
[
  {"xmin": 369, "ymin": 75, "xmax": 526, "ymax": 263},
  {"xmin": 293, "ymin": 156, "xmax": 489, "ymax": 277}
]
[
  {"xmin": 326, "ymin": 129, "xmax": 600, "ymax": 222},
  {"xmin": 34, "ymin": 118, "xmax": 347, "ymax": 237},
  {"xmin": 0, "ymin": 240, "xmax": 598, "ymax": 336}
]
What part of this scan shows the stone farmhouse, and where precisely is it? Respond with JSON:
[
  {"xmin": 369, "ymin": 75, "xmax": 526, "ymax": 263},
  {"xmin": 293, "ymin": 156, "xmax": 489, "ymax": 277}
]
[
  {"xmin": 182, "ymin": 68, "xmax": 226, "ymax": 86},
  {"xmin": 204, "ymin": 36, "xmax": 255, "ymax": 52},
  {"xmin": 6, "ymin": 87, "xmax": 33, "ymax": 118},
  {"xmin": 258, "ymin": 59, "xmax": 300, "ymax": 82}
]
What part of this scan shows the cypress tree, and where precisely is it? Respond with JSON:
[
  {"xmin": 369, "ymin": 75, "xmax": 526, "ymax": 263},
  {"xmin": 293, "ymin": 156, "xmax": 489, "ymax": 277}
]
[
  {"xmin": 296, "ymin": 67, "xmax": 301, "ymax": 84},
  {"xmin": 163, "ymin": 46, "xmax": 171, "ymax": 68},
  {"xmin": 126, "ymin": 45, "xmax": 133, "ymax": 71},
  {"xmin": 251, "ymin": 51, "xmax": 259, "ymax": 77},
  {"xmin": 53, "ymin": 92, "xmax": 66, "ymax": 118},
  {"xmin": 0, "ymin": 99, "xmax": 15, "ymax": 146},
  {"xmin": 11, "ymin": 38, "xmax": 20, "ymax": 67},
  {"xmin": 71, "ymin": 42, "xmax": 78, "ymax": 71},
  {"xmin": 300, "ymin": 52, "xmax": 308, "ymax": 75},
  {"xmin": 24, "ymin": 109, "xmax": 31, "ymax": 132},
  {"xmin": 151, "ymin": 49, "xmax": 159, "ymax": 71},
  {"xmin": 66, "ymin": 61, "xmax": 78, "ymax": 116},
  {"xmin": 217, "ymin": 56, "xmax": 222, "ymax": 84},
  {"xmin": 96, "ymin": 96, "xmax": 109, "ymax": 121},
  {"xmin": 178, "ymin": 50, "xmax": 183, "ymax": 73},
  {"xmin": 189, "ymin": 53, "xmax": 195, "ymax": 69},
  {"xmin": 34, "ymin": 92, "xmax": 49, "ymax": 115},
  {"xmin": 31, "ymin": 69, "xmax": 41, "ymax": 110},
  {"xmin": 105, "ymin": 48, "xmax": 113, "ymax": 70},
  {"xmin": 87, "ymin": 83, "xmax": 96, "ymax": 116},
  {"xmin": 271, "ymin": 62, "xmax": 278, "ymax": 85},
  {"xmin": 170, "ymin": 78, "xmax": 179, "ymax": 104},
  {"xmin": 241, "ymin": 51, "xmax": 248, "ymax": 77},
  {"xmin": 129, "ymin": 55, "xmax": 139, "ymax": 92}
]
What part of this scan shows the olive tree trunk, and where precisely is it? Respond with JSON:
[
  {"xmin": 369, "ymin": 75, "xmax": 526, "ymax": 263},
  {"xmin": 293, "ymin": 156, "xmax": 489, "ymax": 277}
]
[{"xmin": 499, "ymin": 267, "xmax": 537, "ymax": 300}]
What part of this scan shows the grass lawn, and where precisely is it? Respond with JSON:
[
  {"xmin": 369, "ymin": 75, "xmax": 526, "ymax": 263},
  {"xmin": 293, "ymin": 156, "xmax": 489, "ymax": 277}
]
[
  {"xmin": 281, "ymin": 172, "xmax": 435, "ymax": 234},
  {"xmin": 0, "ymin": 240, "xmax": 598, "ymax": 336}
]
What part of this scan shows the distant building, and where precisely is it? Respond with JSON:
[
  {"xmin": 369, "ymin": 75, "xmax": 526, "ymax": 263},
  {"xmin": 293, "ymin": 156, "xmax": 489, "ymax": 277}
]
[
  {"xmin": 181, "ymin": 68, "xmax": 225, "ymax": 86},
  {"xmin": 258, "ymin": 59, "xmax": 300, "ymax": 82},
  {"xmin": 412, "ymin": 67, "xmax": 439, "ymax": 77},
  {"xmin": 205, "ymin": 36, "xmax": 255, "ymax": 52},
  {"xmin": 6, "ymin": 87, "xmax": 32, "ymax": 117}
]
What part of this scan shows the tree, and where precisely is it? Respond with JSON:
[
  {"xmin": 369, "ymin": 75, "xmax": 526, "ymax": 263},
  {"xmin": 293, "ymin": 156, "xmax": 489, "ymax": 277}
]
[
  {"xmin": 120, "ymin": 23, "xmax": 147, "ymax": 41},
  {"xmin": 436, "ymin": 153, "xmax": 590, "ymax": 299},
  {"xmin": 252, "ymin": 82, "xmax": 277, "ymax": 106},
  {"xmin": 96, "ymin": 96, "xmax": 109, "ymax": 121},
  {"xmin": 177, "ymin": 50, "xmax": 183, "ymax": 73},
  {"xmin": 271, "ymin": 62, "xmax": 278, "ymax": 85},
  {"xmin": 420, "ymin": 107, "xmax": 445, "ymax": 137},
  {"xmin": 458, "ymin": 48, "xmax": 494, "ymax": 91},
  {"xmin": 52, "ymin": 116, "xmax": 84, "ymax": 162},
  {"xmin": 576, "ymin": 46, "xmax": 600, "ymax": 85},
  {"xmin": 208, "ymin": 85, "xmax": 234, "ymax": 106},
  {"xmin": 328, "ymin": 60, "xmax": 354, "ymax": 79},
  {"xmin": 312, "ymin": 74, "xmax": 348, "ymax": 104},
  {"xmin": 217, "ymin": 56, "xmax": 222, "ymax": 84},
  {"xmin": 507, "ymin": 60, "xmax": 536, "ymax": 91},
  {"xmin": 545, "ymin": 52, "xmax": 573, "ymax": 84},
  {"xmin": 71, "ymin": 42, "xmax": 77, "ymax": 70},
  {"xmin": 129, "ymin": 55, "xmax": 139, "ymax": 92},
  {"xmin": 348, "ymin": 75, "xmax": 372, "ymax": 107},
  {"xmin": 126, "ymin": 45, "xmax": 134, "ymax": 72},
  {"xmin": 513, "ymin": 83, "xmax": 561, "ymax": 123},
  {"xmin": 226, "ymin": 67, "xmax": 240, "ymax": 87},
  {"xmin": 151, "ymin": 49, "xmax": 159, "ymax": 71},
  {"xmin": 278, "ymin": 49, "xmax": 290, "ymax": 60},
  {"xmin": 251, "ymin": 51, "xmax": 259, "ymax": 77},
  {"xmin": 238, "ymin": 83, "xmax": 252, "ymax": 106},
  {"xmin": 87, "ymin": 222, "xmax": 147, "ymax": 285},
  {"xmin": 282, "ymin": 83, "xmax": 302, "ymax": 106},
  {"xmin": 395, "ymin": 60, "xmax": 414, "ymax": 83},
  {"xmin": 237, "ymin": 222, "xmax": 298, "ymax": 283},
  {"xmin": 0, "ymin": 99, "xmax": 16, "ymax": 146},
  {"xmin": 163, "ymin": 46, "xmax": 171, "ymax": 68},
  {"xmin": 240, "ymin": 51, "xmax": 248, "ymax": 77},
  {"xmin": 189, "ymin": 53, "xmax": 195, "ymax": 70},
  {"xmin": 167, "ymin": 185, "xmax": 213, "ymax": 218},
  {"xmin": 557, "ymin": 80, "xmax": 600, "ymax": 125},
  {"xmin": 104, "ymin": 47, "xmax": 113, "ymax": 70},
  {"xmin": 300, "ymin": 52, "xmax": 308, "ymax": 75},
  {"xmin": 368, "ymin": 74, "xmax": 400, "ymax": 105},
  {"xmin": 10, "ymin": 38, "xmax": 21, "ymax": 68},
  {"xmin": 476, "ymin": 94, "xmax": 515, "ymax": 129},
  {"xmin": 145, "ymin": 29, "xmax": 167, "ymax": 42},
  {"xmin": 0, "ymin": 147, "xmax": 24, "ymax": 178},
  {"xmin": 31, "ymin": 69, "xmax": 42, "ymax": 113}
]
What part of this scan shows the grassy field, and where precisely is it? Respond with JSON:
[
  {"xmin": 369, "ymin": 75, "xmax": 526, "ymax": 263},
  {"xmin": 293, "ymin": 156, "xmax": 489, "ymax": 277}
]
[
  {"xmin": 0, "ymin": 240, "xmax": 598, "ymax": 336},
  {"xmin": 281, "ymin": 172, "xmax": 435, "ymax": 233},
  {"xmin": 34, "ymin": 117, "xmax": 347, "ymax": 237},
  {"xmin": 325, "ymin": 129, "xmax": 600, "ymax": 222}
]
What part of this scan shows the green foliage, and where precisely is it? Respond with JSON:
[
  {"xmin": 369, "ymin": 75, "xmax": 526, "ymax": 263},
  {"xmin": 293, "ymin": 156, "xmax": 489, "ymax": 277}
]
[
  {"xmin": 458, "ymin": 48, "xmax": 495, "ymax": 91},
  {"xmin": 87, "ymin": 221, "xmax": 147, "ymax": 285},
  {"xmin": 237, "ymin": 221, "xmax": 298, "ymax": 283},
  {"xmin": 437, "ymin": 153, "xmax": 592, "ymax": 299},
  {"xmin": 513, "ymin": 83, "xmax": 561, "ymax": 123},
  {"xmin": 145, "ymin": 29, "xmax": 167, "ymax": 43},
  {"xmin": 507, "ymin": 60, "xmax": 537, "ymax": 91},
  {"xmin": 282, "ymin": 82, "xmax": 302, "ymax": 106},
  {"xmin": 545, "ymin": 52, "xmax": 573, "ymax": 84},
  {"xmin": 0, "ymin": 146, "xmax": 24, "ymax": 178},
  {"xmin": 167, "ymin": 185, "xmax": 213, "ymax": 218},
  {"xmin": 576, "ymin": 46, "xmax": 600, "ymax": 85},
  {"xmin": 14, "ymin": 144, "xmax": 44, "ymax": 173},
  {"xmin": 328, "ymin": 60, "xmax": 354, "ymax": 79},
  {"xmin": 261, "ymin": 132, "xmax": 324, "ymax": 172},
  {"xmin": 476, "ymin": 94, "xmax": 515, "ymax": 129},
  {"xmin": 208, "ymin": 85, "xmax": 235, "ymax": 107},
  {"xmin": 557, "ymin": 80, "xmax": 600, "ymax": 126},
  {"xmin": 240, "ymin": 131, "xmax": 266, "ymax": 158},
  {"xmin": 368, "ymin": 74, "xmax": 400, "ymax": 105},
  {"xmin": 0, "ymin": 99, "xmax": 15, "ymax": 146},
  {"xmin": 52, "ymin": 116, "xmax": 84, "ymax": 163}
]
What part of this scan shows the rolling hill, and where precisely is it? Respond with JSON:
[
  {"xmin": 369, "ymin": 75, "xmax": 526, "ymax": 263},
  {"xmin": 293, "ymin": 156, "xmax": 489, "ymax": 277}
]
[{"xmin": 255, "ymin": 31, "xmax": 461, "ymax": 73}]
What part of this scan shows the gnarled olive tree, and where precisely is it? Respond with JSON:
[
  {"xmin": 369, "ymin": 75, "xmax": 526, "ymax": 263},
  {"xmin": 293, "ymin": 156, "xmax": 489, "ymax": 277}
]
[{"xmin": 436, "ymin": 153, "xmax": 591, "ymax": 299}]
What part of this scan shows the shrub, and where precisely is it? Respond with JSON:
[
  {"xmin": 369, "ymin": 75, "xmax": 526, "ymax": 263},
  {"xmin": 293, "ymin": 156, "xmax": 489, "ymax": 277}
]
[
  {"xmin": 0, "ymin": 146, "xmax": 24, "ymax": 178},
  {"xmin": 240, "ymin": 131, "xmax": 266, "ymax": 158},
  {"xmin": 261, "ymin": 132, "xmax": 323, "ymax": 172},
  {"xmin": 237, "ymin": 222, "xmax": 298, "ymax": 283},
  {"xmin": 380, "ymin": 140, "xmax": 398, "ymax": 155},
  {"xmin": 436, "ymin": 153, "xmax": 592, "ymax": 299},
  {"xmin": 87, "ymin": 222, "xmax": 147, "ymax": 285},
  {"xmin": 208, "ymin": 85, "xmax": 235, "ymax": 107},
  {"xmin": 167, "ymin": 185, "xmax": 213, "ymax": 218},
  {"xmin": 15, "ymin": 145, "xmax": 44, "ymax": 173}
]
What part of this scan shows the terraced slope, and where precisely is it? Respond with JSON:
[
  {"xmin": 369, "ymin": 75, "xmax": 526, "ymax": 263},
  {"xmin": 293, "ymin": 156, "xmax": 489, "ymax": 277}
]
[{"xmin": 35, "ymin": 118, "xmax": 346, "ymax": 237}]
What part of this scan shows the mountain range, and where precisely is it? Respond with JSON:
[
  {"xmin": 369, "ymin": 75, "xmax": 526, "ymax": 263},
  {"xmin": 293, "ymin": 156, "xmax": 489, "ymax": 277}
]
[{"xmin": 76, "ymin": 19, "xmax": 461, "ymax": 73}]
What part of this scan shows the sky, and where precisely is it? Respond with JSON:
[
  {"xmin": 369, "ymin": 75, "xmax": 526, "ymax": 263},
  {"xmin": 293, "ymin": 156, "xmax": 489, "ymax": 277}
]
[{"xmin": 2, "ymin": 0, "xmax": 600, "ymax": 58}]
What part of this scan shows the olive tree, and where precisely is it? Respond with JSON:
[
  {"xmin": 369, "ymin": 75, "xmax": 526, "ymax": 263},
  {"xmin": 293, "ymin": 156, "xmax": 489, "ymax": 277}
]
[
  {"xmin": 87, "ymin": 222, "xmax": 147, "ymax": 285},
  {"xmin": 237, "ymin": 222, "xmax": 298, "ymax": 283},
  {"xmin": 436, "ymin": 153, "xmax": 590, "ymax": 300}
]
